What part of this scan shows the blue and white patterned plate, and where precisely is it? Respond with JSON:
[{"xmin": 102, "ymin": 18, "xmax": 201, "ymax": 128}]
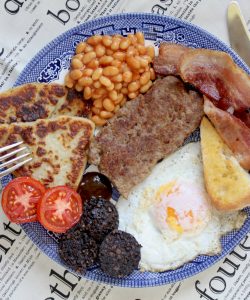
[{"xmin": 3, "ymin": 13, "xmax": 250, "ymax": 287}]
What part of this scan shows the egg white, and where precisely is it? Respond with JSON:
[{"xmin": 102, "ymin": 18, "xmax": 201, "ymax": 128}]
[{"xmin": 116, "ymin": 142, "xmax": 246, "ymax": 272}]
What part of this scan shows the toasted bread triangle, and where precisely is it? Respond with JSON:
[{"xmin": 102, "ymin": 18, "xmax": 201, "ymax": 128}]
[
  {"xmin": 0, "ymin": 116, "xmax": 94, "ymax": 189},
  {"xmin": 200, "ymin": 117, "xmax": 250, "ymax": 212}
]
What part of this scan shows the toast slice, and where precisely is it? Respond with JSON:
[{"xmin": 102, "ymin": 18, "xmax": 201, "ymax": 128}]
[
  {"xmin": 200, "ymin": 117, "xmax": 250, "ymax": 212},
  {"xmin": 0, "ymin": 116, "xmax": 94, "ymax": 189}
]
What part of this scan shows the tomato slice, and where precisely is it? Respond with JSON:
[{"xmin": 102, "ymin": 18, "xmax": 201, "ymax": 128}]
[
  {"xmin": 37, "ymin": 186, "xmax": 83, "ymax": 233},
  {"xmin": 1, "ymin": 177, "xmax": 46, "ymax": 224}
]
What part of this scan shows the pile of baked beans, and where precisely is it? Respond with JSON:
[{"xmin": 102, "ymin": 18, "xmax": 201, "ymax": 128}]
[{"xmin": 65, "ymin": 32, "xmax": 156, "ymax": 126}]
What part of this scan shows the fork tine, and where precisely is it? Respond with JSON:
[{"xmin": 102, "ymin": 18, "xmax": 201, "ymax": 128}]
[
  {"xmin": 0, "ymin": 157, "xmax": 33, "ymax": 178},
  {"xmin": 0, "ymin": 146, "xmax": 27, "ymax": 162},
  {"xmin": 0, "ymin": 152, "xmax": 31, "ymax": 169},
  {"xmin": 0, "ymin": 141, "xmax": 23, "ymax": 154}
]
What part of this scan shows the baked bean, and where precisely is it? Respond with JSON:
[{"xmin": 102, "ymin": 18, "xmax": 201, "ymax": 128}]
[
  {"xmin": 114, "ymin": 93, "xmax": 124, "ymax": 104},
  {"xmin": 120, "ymin": 37, "xmax": 131, "ymax": 50},
  {"xmin": 65, "ymin": 74, "xmax": 75, "ymax": 88},
  {"xmin": 140, "ymin": 80, "xmax": 152, "ymax": 93},
  {"xmin": 91, "ymin": 115, "xmax": 107, "ymax": 126},
  {"xmin": 93, "ymin": 99, "xmax": 103, "ymax": 108},
  {"xmin": 106, "ymin": 83, "xmax": 115, "ymax": 91},
  {"xmin": 103, "ymin": 98, "xmax": 115, "ymax": 112},
  {"xmin": 71, "ymin": 58, "xmax": 83, "ymax": 69},
  {"xmin": 126, "ymin": 46, "xmax": 136, "ymax": 57},
  {"xmin": 70, "ymin": 69, "xmax": 83, "ymax": 80},
  {"xmin": 92, "ymin": 68, "xmax": 103, "ymax": 81},
  {"xmin": 92, "ymin": 88, "xmax": 106, "ymax": 98},
  {"xmin": 92, "ymin": 107, "xmax": 101, "ymax": 115},
  {"xmin": 137, "ymin": 44, "xmax": 147, "ymax": 55},
  {"xmin": 128, "ymin": 34, "xmax": 137, "ymax": 45},
  {"xmin": 109, "ymin": 90, "xmax": 118, "ymax": 101},
  {"xmin": 150, "ymin": 68, "xmax": 156, "ymax": 80},
  {"xmin": 84, "ymin": 86, "xmax": 92, "ymax": 99},
  {"xmin": 136, "ymin": 32, "xmax": 144, "ymax": 44},
  {"xmin": 82, "ymin": 68, "xmax": 94, "ymax": 77},
  {"xmin": 128, "ymin": 91, "xmax": 139, "ymax": 99},
  {"xmin": 84, "ymin": 44, "xmax": 94, "ymax": 53},
  {"xmin": 78, "ymin": 76, "xmax": 93, "ymax": 87},
  {"xmin": 82, "ymin": 52, "xmax": 96, "ymax": 64},
  {"xmin": 92, "ymin": 94, "xmax": 103, "ymax": 100},
  {"xmin": 111, "ymin": 37, "xmax": 121, "ymax": 51},
  {"xmin": 123, "ymin": 71, "xmax": 133, "ymax": 83},
  {"xmin": 121, "ymin": 87, "xmax": 128, "ymax": 95},
  {"xmin": 87, "ymin": 59, "xmax": 99, "ymax": 69},
  {"xmin": 99, "ymin": 75, "xmax": 112, "ymax": 87},
  {"xmin": 99, "ymin": 56, "xmax": 113, "ymax": 65},
  {"xmin": 93, "ymin": 81, "xmax": 102, "ymax": 88},
  {"xmin": 128, "ymin": 81, "xmax": 140, "ymax": 93},
  {"xmin": 103, "ymin": 66, "xmax": 119, "ymax": 76},
  {"xmin": 139, "ymin": 57, "xmax": 148, "ymax": 68},
  {"xmin": 113, "ymin": 51, "xmax": 125, "ymax": 61},
  {"xmin": 94, "ymin": 45, "xmax": 105, "ymax": 58},
  {"xmin": 111, "ymin": 60, "xmax": 122, "ymax": 69},
  {"xmin": 126, "ymin": 57, "xmax": 140, "ymax": 70},
  {"xmin": 120, "ymin": 63, "xmax": 130, "ymax": 73},
  {"xmin": 100, "ymin": 110, "xmax": 114, "ymax": 119},
  {"xmin": 102, "ymin": 35, "xmax": 112, "ymax": 47},
  {"xmin": 111, "ymin": 74, "xmax": 123, "ymax": 83},
  {"xmin": 87, "ymin": 35, "xmax": 102, "ymax": 46},
  {"xmin": 140, "ymin": 71, "xmax": 150, "ymax": 85},
  {"xmin": 114, "ymin": 82, "xmax": 122, "ymax": 90},
  {"xmin": 76, "ymin": 42, "xmax": 86, "ymax": 54},
  {"xmin": 75, "ymin": 84, "xmax": 83, "ymax": 92},
  {"xmin": 74, "ymin": 53, "xmax": 84, "ymax": 61}
]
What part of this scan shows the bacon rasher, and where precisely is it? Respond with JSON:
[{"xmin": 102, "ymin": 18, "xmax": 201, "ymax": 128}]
[
  {"xmin": 179, "ymin": 49, "xmax": 250, "ymax": 112},
  {"xmin": 153, "ymin": 43, "xmax": 188, "ymax": 76},
  {"xmin": 204, "ymin": 97, "xmax": 250, "ymax": 170}
]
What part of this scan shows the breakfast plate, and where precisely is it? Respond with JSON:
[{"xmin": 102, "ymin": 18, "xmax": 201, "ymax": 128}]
[{"xmin": 2, "ymin": 13, "xmax": 250, "ymax": 287}]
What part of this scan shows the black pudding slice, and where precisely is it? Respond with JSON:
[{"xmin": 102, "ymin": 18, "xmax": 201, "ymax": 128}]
[
  {"xmin": 83, "ymin": 197, "xmax": 119, "ymax": 242},
  {"xmin": 58, "ymin": 224, "xmax": 98, "ymax": 274},
  {"xmin": 99, "ymin": 230, "xmax": 141, "ymax": 278}
]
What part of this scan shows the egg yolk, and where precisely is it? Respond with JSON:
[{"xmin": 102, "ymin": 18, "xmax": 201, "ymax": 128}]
[{"xmin": 153, "ymin": 180, "xmax": 211, "ymax": 237}]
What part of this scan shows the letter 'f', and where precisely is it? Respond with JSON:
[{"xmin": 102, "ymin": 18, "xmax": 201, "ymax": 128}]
[{"xmin": 195, "ymin": 281, "xmax": 218, "ymax": 300}]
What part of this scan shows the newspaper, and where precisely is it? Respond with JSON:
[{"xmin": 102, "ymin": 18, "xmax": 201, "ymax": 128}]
[{"xmin": 0, "ymin": 0, "xmax": 250, "ymax": 299}]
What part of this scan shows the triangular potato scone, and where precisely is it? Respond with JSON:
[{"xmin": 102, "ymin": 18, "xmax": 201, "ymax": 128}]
[
  {"xmin": 0, "ymin": 83, "xmax": 88, "ymax": 124},
  {"xmin": 0, "ymin": 116, "xmax": 94, "ymax": 189},
  {"xmin": 200, "ymin": 117, "xmax": 250, "ymax": 212}
]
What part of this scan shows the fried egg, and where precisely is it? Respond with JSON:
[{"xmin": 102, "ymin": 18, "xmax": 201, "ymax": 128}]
[{"xmin": 117, "ymin": 142, "xmax": 246, "ymax": 272}]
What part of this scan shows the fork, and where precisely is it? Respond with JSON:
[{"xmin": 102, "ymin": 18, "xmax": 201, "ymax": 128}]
[{"xmin": 0, "ymin": 141, "xmax": 32, "ymax": 178}]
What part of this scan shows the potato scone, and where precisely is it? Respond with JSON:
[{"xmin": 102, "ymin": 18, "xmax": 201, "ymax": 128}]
[
  {"xmin": 200, "ymin": 117, "xmax": 250, "ymax": 212},
  {"xmin": 89, "ymin": 76, "xmax": 204, "ymax": 197},
  {"xmin": 0, "ymin": 116, "xmax": 94, "ymax": 189},
  {"xmin": 0, "ymin": 83, "xmax": 88, "ymax": 124}
]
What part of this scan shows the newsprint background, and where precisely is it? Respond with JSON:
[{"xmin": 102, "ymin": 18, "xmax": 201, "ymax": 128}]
[{"xmin": 0, "ymin": 1, "xmax": 250, "ymax": 299}]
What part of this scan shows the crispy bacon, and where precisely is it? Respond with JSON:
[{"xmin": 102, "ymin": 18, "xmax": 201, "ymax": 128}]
[
  {"xmin": 234, "ymin": 110, "xmax": 250, "ymax": 129},
  {"xmin": 153, "ymin": 43, "xmax": 189, "ymax": 76},
  {"xmin": 204, "ymin": 97, "xmax": 250, "ymax": 170},
  {"xmin": 179, "ymin": 49, "xmax": 250, "ymax": 112}
]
